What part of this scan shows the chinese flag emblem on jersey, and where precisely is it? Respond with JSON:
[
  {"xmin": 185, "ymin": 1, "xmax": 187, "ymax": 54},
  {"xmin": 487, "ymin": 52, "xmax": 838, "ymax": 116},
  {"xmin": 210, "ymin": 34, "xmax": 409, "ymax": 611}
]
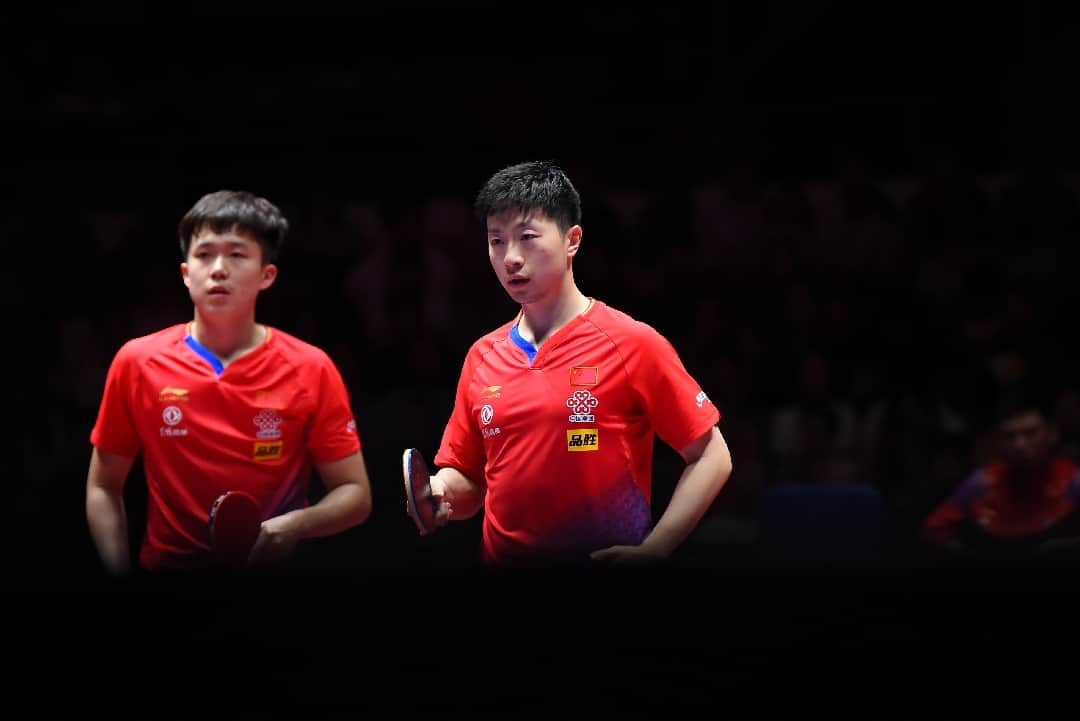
[{"xmin": 569, "ymin": 366, "xmax": 598, "ymax": 386}]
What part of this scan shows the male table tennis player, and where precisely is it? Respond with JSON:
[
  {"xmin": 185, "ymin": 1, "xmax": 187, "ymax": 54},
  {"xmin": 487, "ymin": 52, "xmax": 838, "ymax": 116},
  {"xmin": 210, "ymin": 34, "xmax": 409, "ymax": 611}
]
[
  {"xmin": 406, "ymin": 161, "xmax": 732, "ymax": 566},
  {"xmin": 86, "ymin": 190, "xmax": 372, "ymax": 574}
]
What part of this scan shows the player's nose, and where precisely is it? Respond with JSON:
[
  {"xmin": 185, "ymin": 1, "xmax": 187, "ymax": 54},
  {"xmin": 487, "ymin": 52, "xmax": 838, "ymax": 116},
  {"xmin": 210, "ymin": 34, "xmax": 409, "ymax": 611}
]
[{"xmin": 210, "ymin": 256, "xmax": 229, "ymax": 277}]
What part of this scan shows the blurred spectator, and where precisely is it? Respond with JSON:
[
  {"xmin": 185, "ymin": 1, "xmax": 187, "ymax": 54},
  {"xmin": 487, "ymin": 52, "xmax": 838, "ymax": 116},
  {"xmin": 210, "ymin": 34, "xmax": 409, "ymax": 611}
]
[
  {"xmin": 769, "ymin": 349, "xmax": 856, "ymax": 485},
  {"xmin": 921, "ymin": 388, "xmax": 1080, "ymax": 559},
  {"xmin": 1053, "ymin": 387, "xmax": 1080, "ymax": 464}
]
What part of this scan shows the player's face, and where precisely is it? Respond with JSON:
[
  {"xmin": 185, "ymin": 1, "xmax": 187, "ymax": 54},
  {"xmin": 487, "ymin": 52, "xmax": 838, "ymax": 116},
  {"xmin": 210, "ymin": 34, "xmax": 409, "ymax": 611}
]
[
  {"xmin": 486, "ymin": 210, "xmax": 581, "ymax": 305},
  {"xmin": 181, "ymin": 227, "xmax": 277, "ymax": 314},
  {"xmin": 1000, "ymin": 410, "xmax": 1056, "ymax": 470}
]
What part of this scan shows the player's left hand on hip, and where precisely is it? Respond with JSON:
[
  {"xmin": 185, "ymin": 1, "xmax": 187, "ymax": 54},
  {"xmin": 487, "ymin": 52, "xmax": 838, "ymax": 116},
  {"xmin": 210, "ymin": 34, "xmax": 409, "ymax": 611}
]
[{"xmin": 589, "ymin": 544, "xmax": 667, "ymax": 566}]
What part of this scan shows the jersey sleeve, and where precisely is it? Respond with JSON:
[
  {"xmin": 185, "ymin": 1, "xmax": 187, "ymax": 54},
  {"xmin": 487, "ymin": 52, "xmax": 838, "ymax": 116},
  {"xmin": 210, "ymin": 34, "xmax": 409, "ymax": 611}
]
[
  {"xmin": 89, "ymin": 342, "xmax": 142, "ymax": 457},
  {"xmin": 434, "ymin": 344, "xmax": 487, "ymax": 485},
  {"xmin": 306, "ymin": 352, "xmax": 363, "ymax": 464},
  {"xmin": 626, "ymin": 325, "xmax": 721, "ymax": 453}
]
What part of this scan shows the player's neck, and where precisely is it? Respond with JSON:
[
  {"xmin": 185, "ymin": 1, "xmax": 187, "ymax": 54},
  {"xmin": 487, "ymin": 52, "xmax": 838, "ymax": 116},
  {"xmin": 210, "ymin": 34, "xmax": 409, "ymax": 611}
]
[
  {"xmin": 189, "ymin": 313, "xmax": 267, "ymax": 366},
  {"xmin": 518, "ymin": 285, "xmax": 591, "ymax": 348}
]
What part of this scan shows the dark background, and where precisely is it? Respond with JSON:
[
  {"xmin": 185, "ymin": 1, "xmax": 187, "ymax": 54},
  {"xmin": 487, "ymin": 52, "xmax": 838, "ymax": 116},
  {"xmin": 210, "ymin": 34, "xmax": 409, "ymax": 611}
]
[{"xmin": 8, "ymin": 3, "xmax": 1080, "ymax": 716}]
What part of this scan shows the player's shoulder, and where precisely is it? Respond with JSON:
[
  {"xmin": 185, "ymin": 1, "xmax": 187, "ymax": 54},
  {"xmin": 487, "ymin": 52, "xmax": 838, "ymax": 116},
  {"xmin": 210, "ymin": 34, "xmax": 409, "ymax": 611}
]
[
  {"xmin": 942, "ymin": 465, "xmax": 994, "ymax": 508},
  {"xmin": 584, "ymin": 299, "xmax": 671, "ymax": 348},
  {"xmin": 115, "ymin": 324, "xmax": 188, "ymax": 361},
  {"xmin": 961, "ymin": 463, "xmax": 999, "ymax": 493},
  {"xmin": 265, "ymin": 326, "xmax": 335, "ymax": 365},
  {"xmin": 968, "ymin": 462, "xmax": 1001, "ymax": 483},
  {"xmin": 467, "ymin": 317, "xmax": 517, "ymax": 357}
]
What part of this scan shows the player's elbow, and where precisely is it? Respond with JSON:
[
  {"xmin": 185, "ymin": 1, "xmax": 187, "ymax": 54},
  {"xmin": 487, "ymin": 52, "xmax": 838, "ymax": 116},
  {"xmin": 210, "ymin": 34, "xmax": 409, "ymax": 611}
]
[
  {"xmin": 86, "ymin": 483, "xmax": 117, "ymax": 519},
  {"xmin": 708, "ymin": 431, "xmax": 733, "ymax": 485},
  {"xmin": 718, "ymin": 443, "xmax": 733, "ymax": 479},
  {"xmin": 329, "ymin": 476, "xmax": 373, "ymax": 530},
  {"xmin": 711, "ymin": 455, "xmax": 733, "ymax": 504},
  {"xmin": 352, "ymin": 483, "xmax": 373, "ymax": 526}
]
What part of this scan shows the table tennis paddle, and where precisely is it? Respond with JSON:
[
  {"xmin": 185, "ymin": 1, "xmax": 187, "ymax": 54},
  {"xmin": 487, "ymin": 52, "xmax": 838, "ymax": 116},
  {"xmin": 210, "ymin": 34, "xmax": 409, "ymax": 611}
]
[
  {"xmin": 403, "ymin": 448, "xmax": 441, "ymax": 535},
  {"xmin": 209, "ymin": 490, "xmax": 262, "ymax": 565}
]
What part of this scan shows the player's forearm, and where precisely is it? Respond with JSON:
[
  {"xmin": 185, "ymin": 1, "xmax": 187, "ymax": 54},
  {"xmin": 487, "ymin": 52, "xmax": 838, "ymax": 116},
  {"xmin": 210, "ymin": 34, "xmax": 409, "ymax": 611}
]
[
  {"xmin": 85, "ymin": 486, "xmax": 131, "ymax": 576},
  {"xmin": 280, "ymin": 482, "xmax": 372, "ymax": 540},
  {"xmin": 642, "ymin": 432, "xmax": 732, "ymax": 557},
  {"xmin": 435, "ymin": 467, "xmax": 485, "ymax": 520}
]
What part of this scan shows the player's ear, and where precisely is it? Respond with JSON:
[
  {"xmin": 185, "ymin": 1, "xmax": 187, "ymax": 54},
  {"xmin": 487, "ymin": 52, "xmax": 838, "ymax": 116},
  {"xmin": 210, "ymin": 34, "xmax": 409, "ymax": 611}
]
[
  {"xmin": 259, "ymin": 263, "xmax": 278, "ymax": 290},
  {"xmin": 566, "ymin": 224, "xmax": 583, "ymax": 258},
  {"xmin": 181, "ymin": 262, "xmax": 191, "ymax": 288}
]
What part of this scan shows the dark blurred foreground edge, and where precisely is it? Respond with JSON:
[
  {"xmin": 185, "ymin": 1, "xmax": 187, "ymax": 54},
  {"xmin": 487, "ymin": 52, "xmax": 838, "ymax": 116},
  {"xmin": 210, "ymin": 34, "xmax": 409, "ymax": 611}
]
[{"xmin": 6, "ymin": 554, "xmax": 1079, "ymax": 718}]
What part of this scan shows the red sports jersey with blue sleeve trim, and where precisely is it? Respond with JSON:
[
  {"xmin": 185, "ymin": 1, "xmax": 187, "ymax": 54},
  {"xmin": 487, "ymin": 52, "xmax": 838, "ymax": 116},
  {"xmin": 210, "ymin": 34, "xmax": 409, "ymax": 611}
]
[
  {"xmin": 435, "ymin": 299, "xmax": 720, "ymax": 565},
  {"xmin": 90, "ymin": 324, "xmax": 361, "ymax": 569}
]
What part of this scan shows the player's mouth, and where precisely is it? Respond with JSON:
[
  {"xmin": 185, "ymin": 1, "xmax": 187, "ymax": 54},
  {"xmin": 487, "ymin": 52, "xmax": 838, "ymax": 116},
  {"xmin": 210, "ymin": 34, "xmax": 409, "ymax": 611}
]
[
  {"xmin": 507, "ymin": 277, "xmax": 529, "ymax": 288},
  {"xmin": 208, "ymin": 286, "xmax": 230, "ymax": 296}
]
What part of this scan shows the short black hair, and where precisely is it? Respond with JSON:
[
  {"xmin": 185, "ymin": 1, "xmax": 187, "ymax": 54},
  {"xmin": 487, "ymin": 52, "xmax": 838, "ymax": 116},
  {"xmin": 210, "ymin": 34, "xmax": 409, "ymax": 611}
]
[
  {"xmin": 474, "ymin": 161, "xmax": 582, "ymax": 232},
  {"xmin": 993, "ymin": 384, "xmax": 1054, "ymax": 425},
  {"xmin": 178, "ymin": 190, "xmax": 289, "ymax": 264}
]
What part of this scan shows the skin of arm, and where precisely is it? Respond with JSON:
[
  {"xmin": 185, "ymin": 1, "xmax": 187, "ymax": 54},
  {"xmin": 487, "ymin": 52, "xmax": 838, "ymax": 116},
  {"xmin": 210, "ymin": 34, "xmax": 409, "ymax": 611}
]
[
  {"xmin": 591, "ymin": 425, "xmax": 733, "ymax": 565},
  {"xmin": 248, "ymin": 450, "xmax": 374, "ymax": 564},
  {"xmin": 85, "ymin": 448, "xmax": 136, "ymax": 577}
]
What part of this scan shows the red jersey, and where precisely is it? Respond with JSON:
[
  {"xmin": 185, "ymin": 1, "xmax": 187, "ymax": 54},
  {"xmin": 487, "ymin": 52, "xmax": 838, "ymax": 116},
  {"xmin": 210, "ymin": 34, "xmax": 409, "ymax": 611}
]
[
  {"xmin": 90, "ymin": 323, "xmax": 361, "ymax": 569},
  {"xmin": 435, "ymin": 299, "xmax": 720, "ymax": 565},
  {"xmin": 923, "ymin": 458, "xmax": 1080, "ymax": 551}
]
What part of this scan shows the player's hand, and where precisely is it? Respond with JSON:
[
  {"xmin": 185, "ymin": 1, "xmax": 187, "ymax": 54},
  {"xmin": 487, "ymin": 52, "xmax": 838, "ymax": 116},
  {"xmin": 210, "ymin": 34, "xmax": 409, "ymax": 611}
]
[
  {"xmin": 405, "ymin": 473, "xmax": 454, "ymax": 533},
  {"xmin": 247, "ymin": 516, "xmax": 301, "ymax": 565},
  {"xmin": 589, "ymin": 543, "xmax": 668, "ymax": 566},
  {"xmin": 404, "ymin": 449, "xmax": 453, "ymax": 535},
  {"xmin": 426, "ymin": 474, "xmax": 454, "ymax": 529}
]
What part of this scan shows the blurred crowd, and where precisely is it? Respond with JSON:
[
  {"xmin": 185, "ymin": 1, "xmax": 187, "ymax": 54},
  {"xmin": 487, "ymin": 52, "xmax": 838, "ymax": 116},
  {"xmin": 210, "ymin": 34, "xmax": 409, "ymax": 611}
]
[{"xmin": 15, "ymin": 134, "xmax": 1079, "ymax": 574}]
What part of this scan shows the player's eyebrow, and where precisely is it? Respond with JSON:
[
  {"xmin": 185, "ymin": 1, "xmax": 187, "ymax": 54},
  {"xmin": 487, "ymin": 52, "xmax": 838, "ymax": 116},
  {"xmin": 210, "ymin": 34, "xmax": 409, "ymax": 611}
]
[
  {"xmin": 192, "ymin": 238, "xmax": 250, "ymax": 249},
  {"xmin": 488, "ymin": 219, "xmax": 542, "ymax": 235}
]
